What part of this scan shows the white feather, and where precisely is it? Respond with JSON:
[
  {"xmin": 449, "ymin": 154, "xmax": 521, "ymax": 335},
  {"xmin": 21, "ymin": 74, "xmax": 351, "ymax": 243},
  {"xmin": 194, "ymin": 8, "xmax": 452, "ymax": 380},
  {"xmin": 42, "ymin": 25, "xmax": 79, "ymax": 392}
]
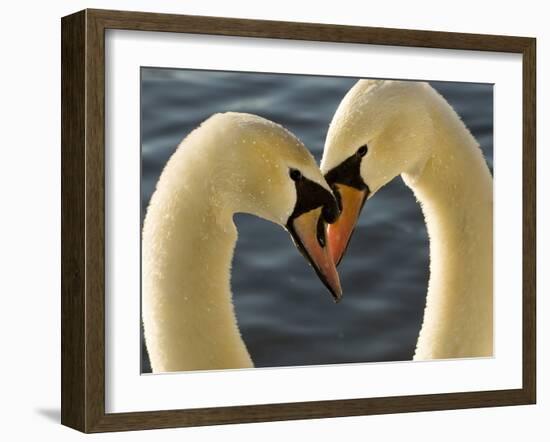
[
  {"xmin": 142, "ymin": 112, "xmax": 330, "ymax": 372},
  {"xmin": 322, "ymin": 80, "xmax": 493, "ymax": 359}
]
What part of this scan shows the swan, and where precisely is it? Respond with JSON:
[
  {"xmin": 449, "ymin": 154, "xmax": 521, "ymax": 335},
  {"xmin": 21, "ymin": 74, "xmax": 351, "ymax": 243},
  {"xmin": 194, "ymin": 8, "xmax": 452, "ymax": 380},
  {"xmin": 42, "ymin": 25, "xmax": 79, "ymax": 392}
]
[
  {"xmin": 321, "ymin": 80, "xmax": 493, "ymax": 360},
  {"xmin": 142, "ymin": 112, "xmax": 341, "ymax": 373}
]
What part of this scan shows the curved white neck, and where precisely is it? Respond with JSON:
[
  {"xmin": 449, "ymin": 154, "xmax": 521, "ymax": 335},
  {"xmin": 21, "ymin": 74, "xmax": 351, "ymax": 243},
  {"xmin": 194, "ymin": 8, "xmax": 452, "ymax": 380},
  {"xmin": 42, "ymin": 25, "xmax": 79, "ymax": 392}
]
[
  {"xmin": 403, "ymin": 104, "xmax": 493, "ymax": 360},
  {"xmin": 142, "ymin": 152, "xmax": 253, "ymax": 372}
]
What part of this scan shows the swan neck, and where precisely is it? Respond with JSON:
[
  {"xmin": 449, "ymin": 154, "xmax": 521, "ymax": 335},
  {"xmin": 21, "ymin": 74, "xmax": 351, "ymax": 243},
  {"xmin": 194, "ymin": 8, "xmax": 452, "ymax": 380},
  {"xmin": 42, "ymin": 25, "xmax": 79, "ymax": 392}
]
[
  {"xmin": 406, "ymin": 115, "xmax": 493, "ymax": 360},
  {"xmin": 142, "ymin": 155, "xmax": 253, "ymax": 372}
]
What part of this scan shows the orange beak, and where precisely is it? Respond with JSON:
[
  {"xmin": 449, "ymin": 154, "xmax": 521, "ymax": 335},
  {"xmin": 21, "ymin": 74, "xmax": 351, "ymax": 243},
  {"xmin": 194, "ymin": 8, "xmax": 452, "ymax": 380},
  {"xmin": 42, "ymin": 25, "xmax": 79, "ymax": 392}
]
[
  {"xmin": 327, "ymin": 184, "xmax": 368, "ymax": 266},
  {"xmin": 288, "ymin": 207, "xmax": 343, "ymax": 302}
]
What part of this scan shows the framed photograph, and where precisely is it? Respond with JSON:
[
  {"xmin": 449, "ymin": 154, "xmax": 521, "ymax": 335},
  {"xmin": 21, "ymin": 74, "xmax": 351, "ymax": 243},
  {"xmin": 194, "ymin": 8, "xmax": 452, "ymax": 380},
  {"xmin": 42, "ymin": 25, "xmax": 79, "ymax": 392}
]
[{"xmin": 61, "ymin": 9, "xmax": 536, "ymax": 433}]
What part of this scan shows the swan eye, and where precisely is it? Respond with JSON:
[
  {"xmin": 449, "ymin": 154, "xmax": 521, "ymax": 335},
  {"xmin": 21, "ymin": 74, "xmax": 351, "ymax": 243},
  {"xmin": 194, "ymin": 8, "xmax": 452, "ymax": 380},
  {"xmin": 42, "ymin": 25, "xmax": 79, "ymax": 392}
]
[
  {"xmin": 357, "ymin": 145, "xmax": 368, "ymax": 157},
  {"xmin": 289, "ymin": 169, "xmax": 303, "ymax": 181}
]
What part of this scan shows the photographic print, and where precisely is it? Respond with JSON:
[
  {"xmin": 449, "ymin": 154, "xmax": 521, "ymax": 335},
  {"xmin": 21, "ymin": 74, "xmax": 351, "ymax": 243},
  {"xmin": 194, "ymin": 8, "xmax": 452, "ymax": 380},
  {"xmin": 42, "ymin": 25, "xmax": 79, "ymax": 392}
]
[
  {"xmin": 61, "ymin": 10, "xmax": 536, "ymax": 431},
  {"xmin": 140, "ymin": 68, "xmax": 493, "ymax": 374}
]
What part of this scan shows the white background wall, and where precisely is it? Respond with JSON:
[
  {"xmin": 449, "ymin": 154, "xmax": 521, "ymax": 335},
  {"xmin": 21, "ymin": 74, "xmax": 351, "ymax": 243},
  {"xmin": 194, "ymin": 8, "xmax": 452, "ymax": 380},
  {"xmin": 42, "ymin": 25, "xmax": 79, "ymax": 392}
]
[{"xmin": 0, "ymin": 0, "xmax": 546, "ymax": 439}]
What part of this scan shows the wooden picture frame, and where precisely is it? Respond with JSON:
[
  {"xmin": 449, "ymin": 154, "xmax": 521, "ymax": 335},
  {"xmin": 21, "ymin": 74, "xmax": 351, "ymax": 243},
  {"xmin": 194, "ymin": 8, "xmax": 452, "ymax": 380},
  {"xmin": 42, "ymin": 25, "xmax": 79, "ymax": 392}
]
[{"xmin": 61, "ymin": 8, "xmax": 536, "ymax": 433}]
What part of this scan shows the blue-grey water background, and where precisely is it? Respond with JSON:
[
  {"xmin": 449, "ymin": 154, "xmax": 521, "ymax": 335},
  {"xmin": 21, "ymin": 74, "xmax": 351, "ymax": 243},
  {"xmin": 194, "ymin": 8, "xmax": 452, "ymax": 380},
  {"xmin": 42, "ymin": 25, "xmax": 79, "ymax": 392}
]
[{"xmin": 140, "ymin": 68, "xmax": 493, "ymax": 373}]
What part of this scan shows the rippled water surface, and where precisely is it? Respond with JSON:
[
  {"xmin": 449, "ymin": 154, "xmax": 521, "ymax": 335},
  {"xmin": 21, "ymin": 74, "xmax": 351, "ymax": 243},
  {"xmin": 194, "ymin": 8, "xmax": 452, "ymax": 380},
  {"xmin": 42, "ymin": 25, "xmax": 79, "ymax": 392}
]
[{"xmin": 141, "ymin": 68, "xmax": 493, "ymax": 372}]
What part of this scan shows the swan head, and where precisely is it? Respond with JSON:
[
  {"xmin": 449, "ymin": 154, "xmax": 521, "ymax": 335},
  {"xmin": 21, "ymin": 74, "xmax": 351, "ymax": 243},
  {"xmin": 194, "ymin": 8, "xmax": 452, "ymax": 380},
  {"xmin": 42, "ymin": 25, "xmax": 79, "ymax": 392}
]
[
  {"xmin": 320, "ymin": 80, "xmax": 434, "ymax": 264},
  {"xmin": 194, "ymin": 112, "xmax": 343, "ymax": 300}
]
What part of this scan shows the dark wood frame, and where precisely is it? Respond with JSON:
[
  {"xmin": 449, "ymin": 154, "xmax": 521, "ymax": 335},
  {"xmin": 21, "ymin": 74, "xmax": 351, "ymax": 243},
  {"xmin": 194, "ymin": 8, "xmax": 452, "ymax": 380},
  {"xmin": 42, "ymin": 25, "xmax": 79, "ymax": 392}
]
[{"xmin": 61, "ymin": 8, "xmax": 536, "ymax": 433}]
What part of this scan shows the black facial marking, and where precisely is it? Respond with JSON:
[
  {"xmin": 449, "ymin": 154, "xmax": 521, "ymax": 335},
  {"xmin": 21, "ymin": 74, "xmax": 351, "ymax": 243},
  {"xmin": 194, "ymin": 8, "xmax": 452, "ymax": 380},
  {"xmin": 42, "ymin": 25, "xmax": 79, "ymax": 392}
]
[
  {"xmin": 289, "ymin": 168, "xmax": 302, "ymax": 181},
  {"xmin": 316, "ymin": 215, "xmax": 326, "ymax": 247},
  {"xmin": 287, "ymin": 175, "xmax": 340, "ymax": 224},
  {"xmin": 357, "ymin": 144, "xmax": 368, "ymax": 157},
  {"xmin": 324, "ymin": 149, "xmax": 369, "ymax": 191}
]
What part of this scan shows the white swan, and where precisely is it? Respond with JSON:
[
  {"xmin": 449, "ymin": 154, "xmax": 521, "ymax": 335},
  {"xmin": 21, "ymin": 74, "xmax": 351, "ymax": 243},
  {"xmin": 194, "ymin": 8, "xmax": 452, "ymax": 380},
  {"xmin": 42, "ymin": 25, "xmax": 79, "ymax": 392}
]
[
  {"xmin": 142, "ymin": 112, "xmax": 341, "ymax": 373},
  {"xmin": 321, "ymin": 80, "xmax": 493, "ymax": 360}
]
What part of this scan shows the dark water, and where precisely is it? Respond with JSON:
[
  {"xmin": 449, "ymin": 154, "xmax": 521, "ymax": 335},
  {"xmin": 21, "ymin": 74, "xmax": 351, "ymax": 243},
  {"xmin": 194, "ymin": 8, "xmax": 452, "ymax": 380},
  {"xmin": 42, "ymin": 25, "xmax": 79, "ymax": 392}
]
[{"xmin": 140, "ymin": 68, "xmax": 493, "ymax": 372}]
